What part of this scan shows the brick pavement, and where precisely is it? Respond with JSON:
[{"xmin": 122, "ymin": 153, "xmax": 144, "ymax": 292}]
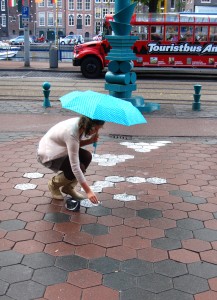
[{"xmin": 0, "ymin": 61, "xmax": 217, "ymax": 300}]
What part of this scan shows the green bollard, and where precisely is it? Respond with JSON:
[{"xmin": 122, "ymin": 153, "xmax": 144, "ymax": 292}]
[
  {"xmin": 192, "ymin": 84, "xmax": 202, "ymax": 111},
  {"xmin": 43, "ymin": 82, "xmax": 51, "ymax": 108}
]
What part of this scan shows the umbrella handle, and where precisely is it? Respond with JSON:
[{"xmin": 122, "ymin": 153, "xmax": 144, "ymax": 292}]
[{"xmin": 93, "ymin": 142, "xmax": 97, "ymax": 154}]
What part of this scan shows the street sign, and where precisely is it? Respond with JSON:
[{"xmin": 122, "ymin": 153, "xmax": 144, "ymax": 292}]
[{"xmin": 22, "ymin": 6, "xmax": 29, "ymax": 19}]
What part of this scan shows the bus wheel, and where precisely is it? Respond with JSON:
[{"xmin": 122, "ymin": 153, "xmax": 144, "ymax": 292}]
[{"xmin": 81, "ymin": 57, "xmax": 102, "ymax": 78}]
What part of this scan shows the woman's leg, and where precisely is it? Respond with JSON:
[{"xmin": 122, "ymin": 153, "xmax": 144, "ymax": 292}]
[{"xmin": 59, "ymin": 148, "xmax": 92, "ymax": 180}]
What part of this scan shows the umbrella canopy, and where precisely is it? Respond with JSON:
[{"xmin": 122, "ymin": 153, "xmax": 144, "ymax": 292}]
[{"xmin": 60, "ymin": 90, "xmax": 147, "ymax": 126}]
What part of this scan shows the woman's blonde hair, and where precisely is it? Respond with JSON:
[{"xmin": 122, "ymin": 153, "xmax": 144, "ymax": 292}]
[{"xmin": 79, "ymin": 116, "xmax": 105, "ymax": 136}]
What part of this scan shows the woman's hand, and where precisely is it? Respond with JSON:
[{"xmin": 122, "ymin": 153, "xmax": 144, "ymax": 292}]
[{"xmin": 87, "ymin": 190, "xmax": 99, "ymax": 204}]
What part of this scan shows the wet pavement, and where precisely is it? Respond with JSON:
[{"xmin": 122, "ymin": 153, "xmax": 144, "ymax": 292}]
[{"xmin": 0, "ymin": 61, "xmax": 217, "ymax": 300}]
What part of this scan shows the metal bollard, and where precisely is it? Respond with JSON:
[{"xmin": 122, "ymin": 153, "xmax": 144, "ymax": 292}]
[
  {"xmin": 192, "ymin": 84, "xmax": 202, "ymax": 111},
  {"xmin": 42, "ymin": 82, "xmax": 51, "ymax": 108}
]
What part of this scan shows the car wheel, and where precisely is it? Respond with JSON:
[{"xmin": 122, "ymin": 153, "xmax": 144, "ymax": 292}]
[
  {"xmin": 81, "ymin": 56, "xmax": 102, "ymax": 79},
  {"xmin": 60, "ymin": 41, "xmax": 65, "ymax": 45}
]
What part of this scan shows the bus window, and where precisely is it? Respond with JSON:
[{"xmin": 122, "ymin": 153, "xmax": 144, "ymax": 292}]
[
  {"xmin": 210, "ymin": 26, "xmax": 217, "ymax": 41},
  {"xmin": 166, "ymin": 26, "xmax": 178, "ymax": 41},
  {"xmin": 150, "ymin": 26, "xmax": 163, "ymax": 41},
  {"xmin": 195, "ymin": 26, "xmax": 208, "ymax": 42},
  {"xmin": 131, "ymin": 25, "xmax": 148, "ymax": 40},
  {"xmin": 180, "ymin": 26, "xmax": 193, "ymax": 41}
]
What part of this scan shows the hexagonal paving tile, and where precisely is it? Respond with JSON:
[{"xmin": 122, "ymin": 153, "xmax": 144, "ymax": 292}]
[
  {"xmin": 103, "ymin": 271, "xmax": 137, "ymax": 291},
  {"xmin": 86, "ymin": 206, "xmax": 111, "ymax": 217},
  {"xmin": 188, "ymin": 261, "xmax": 217, "ymax": 279},
  {"xmin": 165, "ymin": 227, "xmax": 193, "ymax": 240},
  {"xmin": 176, "ymin": 218, "xmax": 204, "ymax": 230},
  {"xmin": 0, "ymin": 220, "xmax": 26, "ymax": 231},
  {"xmin": 173, "ymin": 274, "xmax": 209, "ymax": 294},
  {"xmin": 120, "ymin": 288, "xmax": 157, "ymax": 300},
  {"xmin": 152, "ymin": 237, "xmax": 181, "ymax": 250},
  {"xmin": 155, "ymin": 289, "xmax": 194, "ymax": 300},
  {"xmin": 0, "ymin": 279, "xmax": 9, "ymax": 296},
  {"xmin": 0, "ymin": 264, "xmax": 33, "ymax": 283},
  {"xmin": 55, "ymin": 254, "xmax": 88, "ymax": 272},
  {"xmin": 22, "ymin": 252, "xmax": 55, "ymax": 269},
  {"xmin": 81, "ymin": 223, "xmax": 109, "ymax": 236},
  {"xmin": 121, "ymin": 258, "xmax": 153, "ymax": 276},
  {"xmin": 137, "ymin": 273, "xmax": 173, "ymax": 293},
  {"xmin": 32, "ymin": 266, "xmax": 67, "ymax": 285},
  {"xmin": 6, "ymin": 280, "xmax": 45, "ymax": 300},
  {"xmin": 44, "ymin": 212, "xmax": 70, "ymax": 223},
  {"xmin": 154, "ymin": 259, "xmax": 187, "ymax": 277},
  {"xmin": 137, "ymin": 208, "xmax": 162, "ymax": 220},
  {"xmin": 0, "ymin": 250, "xmax": 23, "ymax": 267},
  {"xmin": 194, "ymin": 228, "xmax": 217, "ymax": 242},
  {"xmin": 88, "ymin": 257, "xmax": 120, "ymax": 274}
]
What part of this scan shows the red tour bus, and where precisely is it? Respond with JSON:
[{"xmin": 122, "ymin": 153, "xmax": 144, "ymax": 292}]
[{"xmin": 73, "ymin": 12, "xmax": 217, "ymax": 78}]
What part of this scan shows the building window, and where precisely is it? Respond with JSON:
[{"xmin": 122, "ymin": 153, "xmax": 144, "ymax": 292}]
[
  {"xmin": 85, "ymin": 14, "xmax": 91, "ymax": 26},
  {"xmin": 77, "ymin": 0, "xmax": 82, "ymax": 10},
  {"xmin": 57, "ymin": 12, "xmax": 62, "ymax": 26},
  {"xmin": 57, "ymin": 0, "xmax": 62, "ymax": 8},
  {"xmin": 1, "ymin": 15, "xmax": 6, "ymax": 27},
  {"xmin": 39, "ymin": 12, "xmax": 45, "ymax": 26},
  {"xmin": 95, "ymin": 0, "xmax": 101, "ymax": 3},
  {"xmin": 1, "ymin": 0, "xmax": 6, "ymax": 11},
  {"xmin": 171, "ymin": 0, "xmax": 175, "ymax": 9},
  {"xmin": 48, "ymin": 0, "xmax": 53, "ymax": 7},
  {"xmin": 95, "ymin": 7, "xmax": 101, "ymax": 19},
  {"xmin": 38, "ymin": 0, "xmax": 45, "ymax": 7},
  {"xmin": 68, "ymin": 0, "xmax": 74, "ymax": 10},
  {"xmin": 201, "ymin": 0, "xmax": 211, "ymax": 2},
  {"xmin": 48, "ymin": 12, "xmax": 54, "ymax": 26},
  {"xmin": 85, "ymin": 0, "xmax": 91, "ymax": 10},
  {"xmin": 77, "ymin": 14, "xmax": 82, "ymax": 29},
  {"xmin": 69, "ymin": 14, "xmax": 74, "ymax": 26},
  {"xmin": 102, "ymin": 8, "xmax": 108, "ymax": 18}
]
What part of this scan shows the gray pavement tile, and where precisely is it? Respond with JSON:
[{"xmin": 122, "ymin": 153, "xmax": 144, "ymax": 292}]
[
  {"xmin": 121, "ymin": 259, "xmax": 154, "ymax": 276},
  {"xmin": 0, "ymin": 220, "xmax": 26, "ymax": 231},
  {"xmin": 0, "ymin": 251, "xmax": 23, "ymax": 267},
  {"xmin": 32, "ymin": 266, "xmax": 67, "ymax": 285},
  {"xmin": 86, "ymin": 206, "xmax": 111, "ymax": 217},
  {"xmin": 165, "ymin": 227, "xmax": 193, "ymax": 240},
  {"xmin": 194, "ymin": 228, "xmax": 217, "ymax": 242},
  {"xmin": 156, "ymin": 289, "xmax": 194, "ymax": 300},
  {"xmin": 176, "ymin": 218, "xmax": 204, "ymax": 230},
  {"xmin": 154, "ymin": 260, "xmax": 188, "ymax": 278},
  {"xmin": 88, "ymin": 257, "xmax": 120, "ymax": 274},
  {"xmin": 137, "ymin": 273, "xmax": 173, "ymax": 293},
  {"xmin": 169, "ymin": 190, "xmax": 192, "ymax": 197},
  {"xmin": 152, "ymin": 237, "xmax": 181, "ymax": 250},
  {"xmin": 183, "ymin": 196, "xmax": 207, "ymax": 204},
  {"xmin": 137, "ymin": 208, "xmax": 162, "ymax": 220},
  {"xmin": 0, "ymin": 265, "xmax": 33, "ymax": 284},
  {"xmin": 6, "ymin": 280, "xmax": 45, "ymax": 300},
  {"xmin": 81, "ymin": 223, "xmax": 109, "ymax": 236},
  {"xmin": 0, "ymin": 280, "xmax": 9, "ymax": 296},
  {"xmin": 173, "ymin": 274, "xmax": 209, "ymax": 294},
  {"xmin": 22, "ymin": 252, "xmax": 55, "ymax": 269},
  {"xmin": 188, "ymin": 262, "xmax": 217, "ymax": 279},
  {"xmin": 55, "ymin": 255, "xmax": 88, "ymax": 271},
  {"xmin": 120, "ymin": 288, "xmax": 157, "ymax": 300},
  {"xmin": 103, "ymin": 271, "xmax": 137, "ymax": 291},
  {"xmin": 44, "ymin": 212, "xmax": 70, "ymax": 223}
]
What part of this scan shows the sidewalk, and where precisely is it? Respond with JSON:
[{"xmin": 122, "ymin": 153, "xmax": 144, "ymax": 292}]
[{"xmin": 0, "ymin": 62, "xmax": 217, "ymax": 300}]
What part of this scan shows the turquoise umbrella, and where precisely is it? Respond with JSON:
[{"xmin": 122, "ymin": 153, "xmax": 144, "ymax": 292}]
[{"xmin": 60, "ymin": 90, "xmax": 147, "ymax": 126}]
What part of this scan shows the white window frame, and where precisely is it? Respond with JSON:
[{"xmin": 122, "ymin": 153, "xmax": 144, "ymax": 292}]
[
  {"xmin": 68, "ymin": 0, "xmax": 74, "ymax": 10},
  {"xmin": 1, "ymin": 0, "xmax": 6, "ymax": 11},
  {"xmin": 47, "ymin": 12, "xmax": 54, "ymax": 26},
  {"xmin": 39, "ymin": 12, "xmax": 45, "ymax": 26},
  {"xmin": 77, "ymin": 0, "xmax": 82, "ymax": 10},
  {"xmin": 38, "ymin": 0, "xmax": 45, "ymax": 7},
  {"xmin": 68, "ymin": 14, "xmax": 74, "ymax": 26},
  {"xmin": 85, "ymin": 0, "xmax": 91, "ymax": 10},
  {"xmin": 85, "ymin": 14, "xmax": 91, "ymax": 26}
]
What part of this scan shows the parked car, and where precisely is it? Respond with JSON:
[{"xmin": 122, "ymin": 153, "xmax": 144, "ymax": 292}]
[
  {"xmin": 59, "ymin": 35, "xmax": 84, "ymax": 45},
  {"xmin": 9, "ymin": 35, "xmax": 33, "ymax": 45}
]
